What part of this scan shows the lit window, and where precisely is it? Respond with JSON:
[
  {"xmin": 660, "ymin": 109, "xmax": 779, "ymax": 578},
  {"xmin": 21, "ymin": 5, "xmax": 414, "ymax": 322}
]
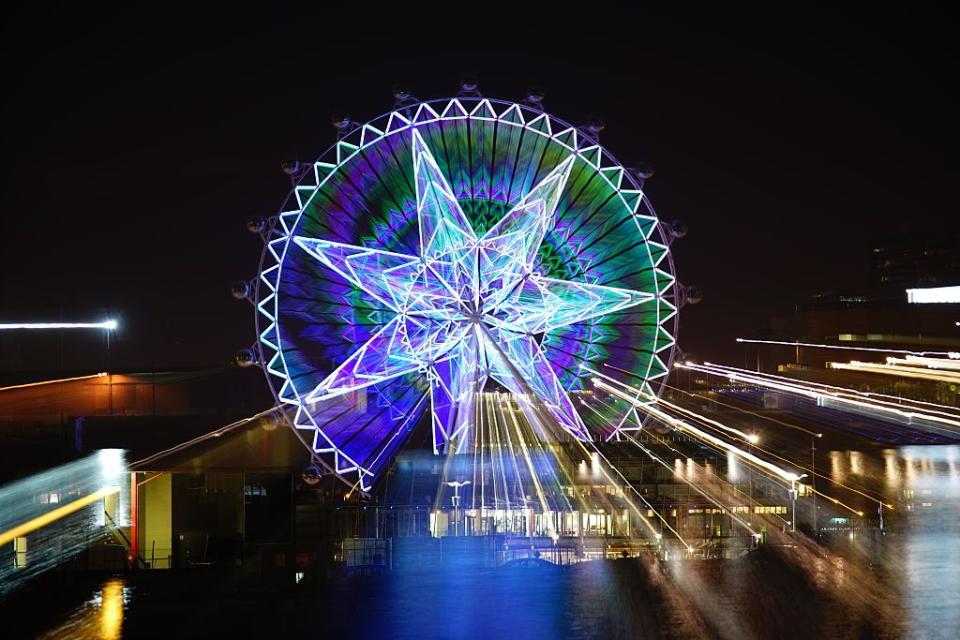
[{"xmin": 13, "ymin": 537, "xmax": 27, "ymax": 568}]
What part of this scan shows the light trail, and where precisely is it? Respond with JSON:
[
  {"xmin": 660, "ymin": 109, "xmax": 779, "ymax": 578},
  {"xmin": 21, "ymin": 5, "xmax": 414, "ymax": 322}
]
[
  {"xmin": 504, "ymin": 394, "xmax": 557, "ymax": 539},
  {"xmin": 131, "ymin": 407, "xmax": 279, "ymax": 469},
  {"xmin": 651, "ymin": 395, "xmax": 883, "ymax": 513},
  {"xmin": 690, "ymin": 362, "xmax": 960, "ymax": 419},
  {"xmin": 654, "ymin": 387, "xmax": 914, "ymax": 519},
  {"xmin": 0, "ymin": 486, "xmax": 121, "ymax": 547},
  {"xmin": 496, "ymin": 394, "xmax": 529, "ymax": 509},
  {"xmin": 486, "ymin": 394, "xmax": 514, "ymax": 515},
  {"xmin": 0, "ymin": 320, "xmax": 119, "ymax": 331},
  {"xmin": 471, "ymin": 395, "xmax": 482, "ymax": 511},
  {"xmin": 735, "ymin": 338, "xmax": 960, "ymax": 359},
  {"xmin": 591, "ymin": 371, "xmax": 888, "ymax": 515},
  {"xmin": 679, "ymin": 362, "xmax": 960, "ymax": 437},
  {"xmin": 657, "ymin": 396, "xmax": 760, "ymax": 444},
  {"xmin": 662, "ymin": 382, "xmax": 823, "ymax": 438},
  {"xmin": 830, "ymin": 360, "xmax": 960, "ymax": 384},
  {"xmin": 0, "ymin": 372, "xmax": 108, "ymax": 392},
  {"xmin": 612, "ymin": 426, "xmax": 759, "ymax": 535},
  {"xmin": 515, "ymin": 395, "xmax": 577, "ymax": 515},
  {"xmin": 638, "ymin": 428, "xmax": 795, "ymax": 528},
  {"xmin": 894, "ymin": 356, "xmax": 960, "ymax": 371},
  {"xmin": 639, "ymin": 392, "xmax": 873, "ymax": 515},
  {"xmin": 554, "ymin": 390, "xmax": 679, "ymax": 544},
  {"xmin": 592, "ymin": 378, "xmax": 805, "ymax": 483},
  {"xmin": 574, "ymin": 432, "xmax": 685, "ymax": 547},
  {"xmin": 708, "ymin": 362, "xmax": 960, "ymax": 422}
]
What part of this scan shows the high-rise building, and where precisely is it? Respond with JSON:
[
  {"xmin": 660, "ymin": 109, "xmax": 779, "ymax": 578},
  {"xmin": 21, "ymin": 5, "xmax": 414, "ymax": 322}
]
[{"xmin": 872, "ymin": 233, "xmax": 960, "ymax": 290}]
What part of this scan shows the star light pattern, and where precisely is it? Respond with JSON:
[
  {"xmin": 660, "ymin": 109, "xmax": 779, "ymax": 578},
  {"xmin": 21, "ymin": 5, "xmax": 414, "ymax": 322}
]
[
  {"xmin": 294, "ymin": 129, "xmax": 653, "ymax": 452},
  {"xmin": 254, "ymin": 98, "xmax": 677, "ymax": 490}
]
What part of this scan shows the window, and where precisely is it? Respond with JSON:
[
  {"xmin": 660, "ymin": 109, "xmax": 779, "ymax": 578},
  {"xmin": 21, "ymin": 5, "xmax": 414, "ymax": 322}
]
[
  {"xmin": 244, "ymin": 484, "xmax": 267, "ymax": 497},
  {"xmin": 13, "ymin": 537, "xmax": 27, "ymax": 568},
  {"xmin": 753, "ymin": 506, "xmax": 788, "ymax": 515}
]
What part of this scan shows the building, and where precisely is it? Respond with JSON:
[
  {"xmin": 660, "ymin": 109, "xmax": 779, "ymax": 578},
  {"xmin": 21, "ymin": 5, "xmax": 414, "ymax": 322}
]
[{"xmin": 872, "ymin": 232, "xmax": 960, "ymax": 290}]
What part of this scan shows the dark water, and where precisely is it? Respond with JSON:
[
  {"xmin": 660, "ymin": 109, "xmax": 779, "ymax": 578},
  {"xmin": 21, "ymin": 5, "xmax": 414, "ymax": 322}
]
[{"xmin": 10, "ymin": 445, "xmax": 960, "ymax": 639}]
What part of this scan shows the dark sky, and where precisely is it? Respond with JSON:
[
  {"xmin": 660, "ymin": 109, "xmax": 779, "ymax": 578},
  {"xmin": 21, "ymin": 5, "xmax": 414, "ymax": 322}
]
[{"xmin": 1, "ymin": 7, "xmax": 956, "ymax": 374}]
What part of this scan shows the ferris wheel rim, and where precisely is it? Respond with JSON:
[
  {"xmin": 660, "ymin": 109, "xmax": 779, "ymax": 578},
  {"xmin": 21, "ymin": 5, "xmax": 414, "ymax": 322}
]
[{"xmin": 251, "ymin": 95, "xmax": 681, "ymax": 490}]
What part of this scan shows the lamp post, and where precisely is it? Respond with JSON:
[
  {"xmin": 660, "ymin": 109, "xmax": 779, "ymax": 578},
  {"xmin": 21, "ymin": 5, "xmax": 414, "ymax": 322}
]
[
  {"xmin": 811, "ymin": 438, "xmax": 818, "ymax": 536},
  {"xmin": 446, "ymin": 481, "xmax": 471, "ymax": 536},
  {"xmin": 790, "ymin": 474, "xmax": 808, "ymax": 533}
]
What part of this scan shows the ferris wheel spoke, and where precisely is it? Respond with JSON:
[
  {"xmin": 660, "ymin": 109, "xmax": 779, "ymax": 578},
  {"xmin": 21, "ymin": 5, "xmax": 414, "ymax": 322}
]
[
  {"xmin": 481, "ymin": 155, "xmax": 574, "ymax": 265},
  {"xmin": 481, "ymin": 327, "xmax": 589, "ymax": 441},
  {"xmin": 294, "ymin": 237, "xmax": 419, "ymax": 311},
  {"xmin": 304, "ymin": 315, "xmax": 465, "ymax": 404},
  {"xmin": 477, "ymin": 156, "xmax": 576, "ymax": 309},
  {"xmin": 492, "ymin": 276, "xmax": 653, "ymax": 335},
  {"xmin": 412, "ymin": 128, "xmax": 477, "ymax": 261},
  {"xmin": 428, "ymin": 331, "xmax": 488, "ymax": 452}
]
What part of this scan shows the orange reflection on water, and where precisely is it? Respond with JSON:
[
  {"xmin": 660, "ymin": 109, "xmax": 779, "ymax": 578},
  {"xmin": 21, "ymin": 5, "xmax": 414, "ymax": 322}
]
[
  {"xmin": 40, "ymin": 578, "xmax": 126, "ymax": 640},
  {"xmin": 99, "ymin": 579, "xmax": 124, "ymax": 639}
]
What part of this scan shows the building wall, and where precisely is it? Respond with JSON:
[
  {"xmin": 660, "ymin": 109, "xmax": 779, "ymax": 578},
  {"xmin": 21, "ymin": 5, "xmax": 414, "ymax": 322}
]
[{"xmin": 139, "ymin": 473, "xmax": 172, "ymax": 569}]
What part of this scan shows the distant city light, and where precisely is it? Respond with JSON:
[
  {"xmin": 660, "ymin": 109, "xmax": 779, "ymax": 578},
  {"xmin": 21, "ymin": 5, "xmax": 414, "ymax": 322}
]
[
  {"xmin": 905, "ymin": 285, "xmax": 960, "ymax": 304},
  {"xmin": 0, "ymin": 320, "xmax": 118, "ymax": 331}
]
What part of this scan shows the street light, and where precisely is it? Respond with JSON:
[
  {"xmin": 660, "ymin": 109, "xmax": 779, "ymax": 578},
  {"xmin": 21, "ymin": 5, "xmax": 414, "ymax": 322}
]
[
  {"xmin": 445, "ymin": 481, "xmax": 471, "ymax": 536},
  {"xmin": 0, "ymin": 320, "xmax": 119, "ymax": 331}
]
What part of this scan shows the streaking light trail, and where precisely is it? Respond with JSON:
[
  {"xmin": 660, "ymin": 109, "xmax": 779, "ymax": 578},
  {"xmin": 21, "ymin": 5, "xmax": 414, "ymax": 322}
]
[
  {"xmin": 691, "ymin": 363, "xmax": 960, "ymax": 417},
  {"xmin": 662, "ymin": 381, "xmax": 823, "ymax": 438},
  {"xmin": 679, "ymin": 362, "xmax": 960, "ymax": 437},
  {"xmin": 0, "ymin": 450, "xmax": 128, "ymax": 595},
  {"xmin": 0, "ymin": 320, "xmax": 119, "ymax": 330},
  {"xmin": 661, "ymin": 383, "xmax": 897, "ymax": 511},
  {"xmin": 0, "ymin": 486, "xmax": 121, "ymax": 547},
  {"xmin": 735, "ymin": 337, "xmax": 960, "ymax": 359},
  {"xmin": 614, "ymin": 428, "xmax": 759, "ymax": 535},
  {"xmin": 894, "ymin": 356, "xmax": 960, "ymax": 371},
  {"xmin": 0, "ymin": 372, "xmax": 108, "ymax": 392},
  {"xmin": 830, "ymin": 360, "xmax": 960, "ymax": 384},
  {"xmin": 591, "ymin": 377, "xmax": 805, "ymax": 483}
]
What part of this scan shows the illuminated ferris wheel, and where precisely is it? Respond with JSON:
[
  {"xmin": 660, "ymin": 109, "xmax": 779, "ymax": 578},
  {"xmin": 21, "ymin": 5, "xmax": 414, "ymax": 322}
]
[{"xmin": 245, "ymin": 89, "xmax": 682, "ymax": 491}]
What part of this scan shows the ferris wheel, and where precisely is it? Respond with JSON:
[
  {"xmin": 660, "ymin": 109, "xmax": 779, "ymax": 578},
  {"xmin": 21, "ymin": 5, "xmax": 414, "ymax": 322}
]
[{"xmin": 245, "ymin": 89, "xmax": 681, "ymax": 491}]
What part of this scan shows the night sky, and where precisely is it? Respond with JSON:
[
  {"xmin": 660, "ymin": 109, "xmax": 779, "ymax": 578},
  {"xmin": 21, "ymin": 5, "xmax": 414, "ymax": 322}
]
[{"xmin": 1, "ymin": 8, "xmax": 955, "ymax": 375}]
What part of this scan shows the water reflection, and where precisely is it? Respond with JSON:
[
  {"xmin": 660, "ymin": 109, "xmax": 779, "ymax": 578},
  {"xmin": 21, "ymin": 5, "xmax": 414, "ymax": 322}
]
[
  {"xmin": 888, "ymin": 446, "xmax": 960, "ymax": 639},
  {"xmin": 25, "ymin": 446, "xmax": 960, "ymax": 639},
  {"xmin": 39, "ymin": 578, "xmax": 128, "ymax": 640}
]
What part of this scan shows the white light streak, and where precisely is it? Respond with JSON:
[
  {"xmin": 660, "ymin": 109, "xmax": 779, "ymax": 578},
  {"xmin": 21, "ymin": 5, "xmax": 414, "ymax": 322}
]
[
  {"xmin": 680, "ymin": 362, "xmax": 960, "ymax": 436},
  {"xmin": 593, "ymin": 378, "xmax": 804, "ymax": 483},
  {"xmin": 830, "ymin": 360, "xmax": 960, "ymax": 384},
  {"xmin": 0, "ymin": 320, "xmax": 119, "ymax": 330},
  {"xmin": 889, "ymin": 356, "xmax": 960, "ymax": 372},
  {"xmin": 735, "ymin": 337, "xmax": 960, "ymax": 359},
  {"xmin": 0, "ymin": 372, "xmax": 108, "ymax": 393}
]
